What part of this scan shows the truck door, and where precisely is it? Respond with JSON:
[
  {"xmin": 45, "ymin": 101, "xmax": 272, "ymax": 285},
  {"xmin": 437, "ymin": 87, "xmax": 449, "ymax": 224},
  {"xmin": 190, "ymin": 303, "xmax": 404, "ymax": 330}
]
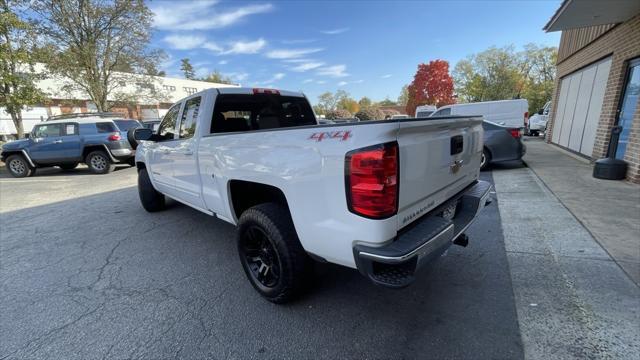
[
  {"xmin": 169, "ymin": 96, "xmax": 205, "ymax": 209},
  {"xmin": 148, "ymin": 103, "xmax": 181, "ymax": 195}
]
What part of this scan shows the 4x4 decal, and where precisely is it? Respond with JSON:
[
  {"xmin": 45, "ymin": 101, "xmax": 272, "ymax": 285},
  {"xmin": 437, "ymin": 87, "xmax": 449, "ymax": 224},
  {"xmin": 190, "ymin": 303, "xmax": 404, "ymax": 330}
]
[{"xmin": 308, "ymin": 131, "xmax": 352, "ymax": 142}]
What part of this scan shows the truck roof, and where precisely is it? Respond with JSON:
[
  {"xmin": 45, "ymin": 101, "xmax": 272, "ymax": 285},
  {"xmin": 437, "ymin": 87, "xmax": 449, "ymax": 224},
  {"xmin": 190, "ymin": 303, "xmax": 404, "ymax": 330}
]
[{"xmin": 216, "ymin": 87, "xmax": 306, "ymax": 98}]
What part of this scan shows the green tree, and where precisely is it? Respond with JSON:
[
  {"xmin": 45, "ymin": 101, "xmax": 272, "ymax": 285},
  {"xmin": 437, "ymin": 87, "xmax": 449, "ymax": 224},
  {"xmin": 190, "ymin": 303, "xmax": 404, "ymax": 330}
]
[
  {"xmin": 378, "ymin": 97, "xmax": 397, "ymax": 106},
  {"xmin": 397, "ymin": 85, "xmax": 409, "ymax": 106},
  {"xmin": 33, "ymin": 0, "xmax": 163, "ymax": 112},
  {"xmin": 200, "ymin": 70, "xmax": 234, "ymax": 84},
  {"xmin": 453, "ymin": 46, "xmax": 523, "ymax": 103},
  {"xmin": 358, "ymin": 96, "xmax": 373, "ymax": 108},
  {"xmin": 0, "ymin": 1, "xmax": 46, "ymax": 138},
  {"xmin": 325, "ymin": 109, "xmax": 353, "ymax": 120},
  {"xmin": 355, "ymin": 107, "xmax": 385, "ymax": 121},
  {"xmin": 453, "ymin": 44, "xmax": 557, "ymax": 114},
  {"xmin": 316, "ymin": 92, "xmax": 337, "ymax": 114},
  {"xmin": 181, "ymin": 58, "xmax": 195, "ymax": 80}
]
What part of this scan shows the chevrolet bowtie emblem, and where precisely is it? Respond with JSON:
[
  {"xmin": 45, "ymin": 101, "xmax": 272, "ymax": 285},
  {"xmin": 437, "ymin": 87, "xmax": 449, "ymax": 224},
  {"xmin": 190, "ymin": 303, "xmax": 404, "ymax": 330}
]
[{"xmin": 450, "ymin": 159, "xmax": 464, "ymax": 174}]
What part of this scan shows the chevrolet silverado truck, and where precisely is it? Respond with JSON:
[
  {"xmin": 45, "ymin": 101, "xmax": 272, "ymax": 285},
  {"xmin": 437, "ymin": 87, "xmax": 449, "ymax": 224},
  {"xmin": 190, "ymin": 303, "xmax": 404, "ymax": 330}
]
[{"xmin": 133, "ymin": 87, "xmax": 492, "ymax": 303}]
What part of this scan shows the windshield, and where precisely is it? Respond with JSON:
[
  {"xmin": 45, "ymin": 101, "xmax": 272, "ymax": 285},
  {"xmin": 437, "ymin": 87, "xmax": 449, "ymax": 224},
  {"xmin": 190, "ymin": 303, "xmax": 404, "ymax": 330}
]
[{"xmin": 113, "ymin": 120, "xmax": 142, "ymax": 132}]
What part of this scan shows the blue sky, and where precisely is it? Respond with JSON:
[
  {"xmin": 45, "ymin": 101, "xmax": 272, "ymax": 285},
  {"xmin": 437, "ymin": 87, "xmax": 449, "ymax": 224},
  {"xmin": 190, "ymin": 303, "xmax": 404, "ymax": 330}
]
[{"xmin": 150, "ymin": 0, "xmax": 562, "ymax": 103}]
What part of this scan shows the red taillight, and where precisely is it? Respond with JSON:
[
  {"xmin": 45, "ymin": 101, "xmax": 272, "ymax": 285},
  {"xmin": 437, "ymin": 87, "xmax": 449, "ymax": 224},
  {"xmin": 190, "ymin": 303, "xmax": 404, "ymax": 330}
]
[
  {"xmin": 345, "ymin": 142, "xmax": 398, "ymax": 219},
  {"xmin": 107, "ymin": 133, "xmax": 121, "ymax": 141},
  {"xmin": 509, "ymin": 129, "xmax": 521, "ymax": 139},
  {"xmin": 524, "ymin": 111, "xmax": 529, "ymax": 126},
  {"xmin": 253, "ymin": 88, "xmax": 280, "ymax": 95}
]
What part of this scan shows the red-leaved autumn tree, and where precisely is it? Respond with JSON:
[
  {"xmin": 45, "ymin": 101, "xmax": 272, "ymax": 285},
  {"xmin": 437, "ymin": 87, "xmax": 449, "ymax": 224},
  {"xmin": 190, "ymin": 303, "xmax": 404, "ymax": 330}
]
[{"xmin": 406, "ymin": 60, "xmax": 456, "ymax": 116}]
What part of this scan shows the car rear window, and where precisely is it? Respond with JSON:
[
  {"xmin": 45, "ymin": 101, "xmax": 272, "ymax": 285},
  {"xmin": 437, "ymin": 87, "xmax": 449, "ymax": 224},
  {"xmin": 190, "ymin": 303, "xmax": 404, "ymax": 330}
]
[
  {"xmin": 211, "ymin": 94, "xmax": 316, "ymax": 134},
  {"xmin": 96, "ymin": 122, "xmax": 118, "ymax": 133},
  {"xmin": 114, "ymin": 120, "xmax": 142, "ymax": 132}
]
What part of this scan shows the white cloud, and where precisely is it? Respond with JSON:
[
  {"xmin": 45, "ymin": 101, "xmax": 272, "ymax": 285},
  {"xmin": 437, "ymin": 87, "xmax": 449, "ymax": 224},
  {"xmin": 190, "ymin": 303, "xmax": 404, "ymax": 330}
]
[
  {"xmin": 302, "ymin": 79, "xmax": 314, "ymax": 83},
  {"xmin": 266, "ymin": 48, "xmax": 323, "ymax": 59},
  {"xmin": 163, "ymin": 34, "xmax": 206, "ymax": 50},
  {"xmin": 218, "ymin": 60, "xmax": 228, "ymax": 65},
  {"xmin": 321, "ymin": 27, "xmax": 349, "ymax": 35},
  {"xmin": 381, "ymin": 74, "xmax": 392, "ymax": 78},
  {"xmin": 337, "ymin": 81, "xmax": 348, "ymax": 87},
  {"xmin": 316, "ymin": 80, "xmax": 326, "ymax": 84},
  {"xmin": 352, "ymin": 79, "xmax": 364, "ymax": 84},
  {"xmin": 227, "ymin": 72, "xmax": 249, "ymax": 81},
  {"xmin": 195, "ymin": 66, "xmax": 210, "ymax": 78},
  {"xmin": 316, "ymin": 64, "xmax": 349, "ymax": 78},
  {"xmin": 291, "ymin": 61, "xmax": 325, "ymax": 72},
  {"xmin": 152, "ymin": 1, "xmax": 273, "ymax": 30},
  {"xmin": 258, "ymin": 72, "xmax": 285, "ymax": 84},
  {"xmin": 203, "ymin": 42, "xmax": 224, "ymax": 52},
  {"xmin": 221, "ymin": 38, "xmax": 267, "ymax": 54}
]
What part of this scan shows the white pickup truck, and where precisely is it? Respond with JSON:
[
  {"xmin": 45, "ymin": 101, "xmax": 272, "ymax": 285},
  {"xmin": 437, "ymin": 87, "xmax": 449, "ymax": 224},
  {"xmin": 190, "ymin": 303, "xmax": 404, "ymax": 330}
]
[{"xmin": 133, "ymin": 87, "xmax": 492, "ymax": 303}]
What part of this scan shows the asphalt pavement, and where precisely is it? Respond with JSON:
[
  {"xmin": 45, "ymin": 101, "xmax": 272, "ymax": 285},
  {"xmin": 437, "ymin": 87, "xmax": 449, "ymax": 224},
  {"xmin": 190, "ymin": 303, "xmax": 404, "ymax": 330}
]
[{"xmin": 0, "ymin": 167, "xmax": 524, "ymax": 359}]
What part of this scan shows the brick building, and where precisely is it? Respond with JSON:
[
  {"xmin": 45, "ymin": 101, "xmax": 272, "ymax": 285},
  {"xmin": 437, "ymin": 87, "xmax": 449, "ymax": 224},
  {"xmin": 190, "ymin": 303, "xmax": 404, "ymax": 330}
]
[{"xmin": 544, "ymin": 0, "xmax": 640, "ymax": 183}]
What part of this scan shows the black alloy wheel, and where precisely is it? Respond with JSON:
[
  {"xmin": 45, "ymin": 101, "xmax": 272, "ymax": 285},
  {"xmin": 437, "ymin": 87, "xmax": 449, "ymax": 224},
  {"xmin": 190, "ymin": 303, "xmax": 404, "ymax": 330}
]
[{"xmin": 240, "ymin": 225, "xmax": 282, "ymax": 289}]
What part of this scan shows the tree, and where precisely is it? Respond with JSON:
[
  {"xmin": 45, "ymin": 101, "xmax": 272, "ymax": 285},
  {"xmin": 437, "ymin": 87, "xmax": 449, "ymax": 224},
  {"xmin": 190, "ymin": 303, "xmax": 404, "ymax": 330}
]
[
  {"xmin": 200, "ymin": 70, "xmax": 234, "ymax": 84},
  {"xmin": 520, "ymin": 44, "xmax": 557, "ymax": 114},
  {"xmin": 316, "ymin": 92, "xmax": 337, "ymax": 114},
  {"xmin": 33, "ymin": 0, "xmax": 163, "ymax": 112},
  {"xmin": 453, "ymin": 44, "xmax": 557, "ymax": 113},
  {"xmin": 397, "ymin": 85, "xmax": 409, "ymax": 106},
  {"xmin": 406, "ymin": 59, "xmax": 455, "ymax": 116},
  {"xmin": 0, "ymin": 1, "xmax": 46, "ymax": 138},
  {"xmin": 181, "ymin": 58, "xmax": 195, "ymax": 80},
  {"xmin": 355, "ymin": 107, "xmax": 385, "ymax": 121},
  {"xmin": 358, "ymin": 96, "xmax": 373, "ymax": 108},
  {"xmin": 337, "ymin": 97, "xmax": 359, "ymax": 114},
  {"xmin": 378, "ymin": 97, "xmax": 397, "ymax": 106},
  {"xmin": 325, "ymin": 109, "xmax": 352, "ymax": 120}
]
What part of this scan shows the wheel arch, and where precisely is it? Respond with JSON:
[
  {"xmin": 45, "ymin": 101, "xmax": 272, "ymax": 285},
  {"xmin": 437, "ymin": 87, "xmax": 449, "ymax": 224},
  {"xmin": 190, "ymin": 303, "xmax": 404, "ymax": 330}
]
[{"xmin": 228, "ymin": 180, "xmax": 290, "ymax": 221}]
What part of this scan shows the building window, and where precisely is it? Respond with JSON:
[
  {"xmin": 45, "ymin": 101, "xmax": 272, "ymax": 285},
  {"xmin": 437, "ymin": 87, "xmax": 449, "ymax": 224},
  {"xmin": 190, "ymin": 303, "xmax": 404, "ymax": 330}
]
[
  {"xmin": 183, "ymin": 87, "xmax": 197, "ymax": 95},
  {"xmin": 136, "ymin": 82, "xmax": 154, "ymax": 90},
  {"xmin": 163, "ymin": 85, "xmax": 176, "ymax": 91}
]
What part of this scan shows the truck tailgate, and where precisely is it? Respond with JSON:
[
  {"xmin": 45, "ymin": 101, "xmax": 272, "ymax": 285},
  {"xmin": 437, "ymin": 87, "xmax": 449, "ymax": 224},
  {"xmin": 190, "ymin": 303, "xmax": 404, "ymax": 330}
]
[{"xmin": 396, "ymin": 117, "xmax": 483, "ymax": 230}]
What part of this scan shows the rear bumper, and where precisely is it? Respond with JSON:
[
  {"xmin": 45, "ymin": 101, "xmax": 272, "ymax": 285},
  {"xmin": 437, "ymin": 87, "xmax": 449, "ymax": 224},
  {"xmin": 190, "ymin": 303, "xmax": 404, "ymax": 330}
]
[
  {"xmin": 353, "ymin": 180, "xmax": 492, "ymax": 288},
  {"xmin": 106, "ymin": 141, "xmax": 135, "ymax": 161}
]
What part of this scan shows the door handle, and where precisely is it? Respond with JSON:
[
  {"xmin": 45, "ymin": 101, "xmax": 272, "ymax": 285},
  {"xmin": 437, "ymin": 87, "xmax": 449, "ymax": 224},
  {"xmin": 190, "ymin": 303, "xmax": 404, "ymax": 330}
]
[{"xmin": 53, "ymin": 140, "xmax": 63, "ymax": 144}]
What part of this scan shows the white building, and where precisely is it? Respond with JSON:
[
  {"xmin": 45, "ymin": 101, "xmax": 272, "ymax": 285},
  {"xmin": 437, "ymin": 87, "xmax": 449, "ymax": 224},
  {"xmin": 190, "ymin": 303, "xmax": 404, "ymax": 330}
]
[{"xmin": 0, "ymin": 64, "xmax": 239, "ymax": 138}]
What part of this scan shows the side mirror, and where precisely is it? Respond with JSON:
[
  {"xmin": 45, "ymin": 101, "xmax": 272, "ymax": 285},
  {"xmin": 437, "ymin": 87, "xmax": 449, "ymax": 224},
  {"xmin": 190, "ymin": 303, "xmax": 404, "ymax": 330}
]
[
  {"xmin": 538, "ymin": 109, "xmax": 544, "ymax": 115},
  {"xmin": 134, "ymin": 128, "xmax": 154, "ymax": 141}
]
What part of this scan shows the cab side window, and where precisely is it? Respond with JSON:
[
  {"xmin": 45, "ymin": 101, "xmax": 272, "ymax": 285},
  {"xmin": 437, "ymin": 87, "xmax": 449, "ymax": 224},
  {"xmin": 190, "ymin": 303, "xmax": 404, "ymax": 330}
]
[
  {"xmin": 63, "ymin": 123, "xmax": 79, "ymax": 136},
  {"xmin": 33, "ymin": 124, "xmax": 62, "ymax": 138},
  {"xmin": 158, "ymin": 103, "xmax": 181, "ymax": 140},
  {"xmin": 179, "ymin": 97, "xmax": 201, "ymax": 139}
]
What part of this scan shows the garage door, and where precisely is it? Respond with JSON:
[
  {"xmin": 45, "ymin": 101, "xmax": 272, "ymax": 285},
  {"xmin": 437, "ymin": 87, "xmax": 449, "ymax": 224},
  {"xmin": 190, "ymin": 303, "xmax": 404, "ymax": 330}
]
[{"xmin": 551, "ymin": 57, "xmax": 611, "ymax": 157}]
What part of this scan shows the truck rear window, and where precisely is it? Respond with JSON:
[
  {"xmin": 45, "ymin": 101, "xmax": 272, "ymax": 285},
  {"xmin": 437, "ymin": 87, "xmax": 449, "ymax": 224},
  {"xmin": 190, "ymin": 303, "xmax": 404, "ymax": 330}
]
[{"xmin": 211, "ymin": 94, "xmax": 316, "ymax": 133}]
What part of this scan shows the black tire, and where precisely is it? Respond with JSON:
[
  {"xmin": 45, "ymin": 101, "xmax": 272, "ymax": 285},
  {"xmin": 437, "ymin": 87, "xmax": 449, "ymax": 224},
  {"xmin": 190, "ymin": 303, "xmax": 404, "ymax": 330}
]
[
  {"xmin": 237, "ymin": 203, "xmax": 313, "ymax": 304},
  {"xmin": 59, "ymin": 163, "xmax": 79, "ymax": 170},
  {"xmin": 85, "ymin": 151, "xmax": 114, "ymax": 174},
  {"xmin": 480, "ymin": 148, "xmax": 491, "ymax": 171},
  {"xmin": 6, "ymin": 154, "xmax": 33, "ymax": 178},
  {"xmin": 137, "ymin": 168, "xmax": 165, "ymax": 212},
  {"xmin": 127, "ymin": 128, "xmax": 138, "ymax": 150}
]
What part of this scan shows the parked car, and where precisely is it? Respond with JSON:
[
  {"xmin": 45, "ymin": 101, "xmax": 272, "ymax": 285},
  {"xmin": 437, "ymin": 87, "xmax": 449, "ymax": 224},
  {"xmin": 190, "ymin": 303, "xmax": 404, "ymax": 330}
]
[
  {"xmin": 142, "ymin": 120, "xmax": 161, "ymax": 132},
  {"xmin": 430, "ymin": 99, "xmax": 529, "ymax": 130},
  {"xmin": 390, "ymin": 114, "xmax": 410, "ymax": 119},
  {"xmin": 527, "ymin": 101, "xmax": 551, "ymax": 136},
  {"xmin": 1, "ymin": 115, "xmax": 141, "ymax": 177},
  {"xmin": 481, "ymin": 120, "xmax": 526, "ymax": 170},
  {"xmin": 133, "ymin": 87, "xmax": 492, "ymax": 303},
  {"xmin": 415, "ymin": 105, "xmax": 437, "ymax": 118}
]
